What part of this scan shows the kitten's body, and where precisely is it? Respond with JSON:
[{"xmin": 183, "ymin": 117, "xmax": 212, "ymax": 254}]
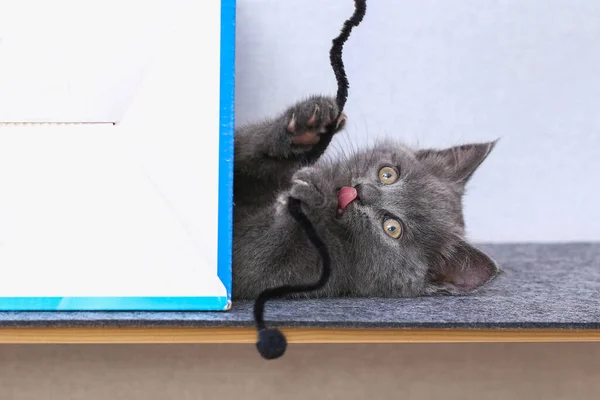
[{"xmin": 233, "ymin": 96, "xmax": 499, "ymax": 300}]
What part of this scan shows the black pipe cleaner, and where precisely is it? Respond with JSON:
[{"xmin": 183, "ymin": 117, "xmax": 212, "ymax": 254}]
[{"xmin": 254, "ymin": 0, "xmax": 368, "ymax": 360}]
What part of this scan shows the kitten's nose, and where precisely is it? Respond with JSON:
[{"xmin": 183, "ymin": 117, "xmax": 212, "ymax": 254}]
[{"xmin": 354, "ymin": 183, "xmax": 381, "ymax": 205}]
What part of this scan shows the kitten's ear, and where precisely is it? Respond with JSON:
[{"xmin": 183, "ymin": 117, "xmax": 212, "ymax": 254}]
[
  {"xmin": 416, "ymin": 140, "xmax": 497, "ymax": 185},
  {"xmin": 427, "ymin": 241, "xmax": 499, "ymax": 295}
]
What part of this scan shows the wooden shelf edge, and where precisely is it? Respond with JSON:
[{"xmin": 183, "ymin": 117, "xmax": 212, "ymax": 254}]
[{"xmin": 1, "ymin": 327, "xmax": 600, "ymax": 344}]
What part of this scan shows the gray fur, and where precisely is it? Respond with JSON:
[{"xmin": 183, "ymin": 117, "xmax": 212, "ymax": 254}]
[{"xmin": 232, "ymin": 96, "xmax": 499, "ymax": 300}]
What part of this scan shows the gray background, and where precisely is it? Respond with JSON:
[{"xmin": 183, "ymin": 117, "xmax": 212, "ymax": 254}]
[{"xmin": 234, "ymin": 0, "xmax": 600, "ymax": 243}]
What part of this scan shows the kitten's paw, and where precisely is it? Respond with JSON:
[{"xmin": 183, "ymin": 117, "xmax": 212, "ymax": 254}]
[
  {"xmin": 285, "ymin": 96, "xmax": 346, "ymax": 146},
  {"xmin": 289, "ymin": 167, "xmax": 335, "ymax": 212}
]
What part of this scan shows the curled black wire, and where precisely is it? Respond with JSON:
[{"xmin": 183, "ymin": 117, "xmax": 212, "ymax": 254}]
[{"xmin": 253, "ymin": 0, "xmax": 367, "ymax": 360}]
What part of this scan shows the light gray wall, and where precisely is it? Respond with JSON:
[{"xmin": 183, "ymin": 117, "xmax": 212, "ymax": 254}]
[{"xmin": 234, "ymin": 0, "xmax": 600, "ymax": 243}]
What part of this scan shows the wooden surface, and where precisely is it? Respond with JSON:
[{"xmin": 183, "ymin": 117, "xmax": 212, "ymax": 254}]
[
  {"xmin": 3, "ymin": 343, "xmax": 600, "ymax": 400},
  {"xmin": 1, "ymin": 327, "xmax": 600, "ymax": 344}
]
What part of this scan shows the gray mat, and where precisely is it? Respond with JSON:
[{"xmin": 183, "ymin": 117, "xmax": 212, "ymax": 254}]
[{"xmin": 1, "ymin": 243, "xmax": 599, "ymax": 329}]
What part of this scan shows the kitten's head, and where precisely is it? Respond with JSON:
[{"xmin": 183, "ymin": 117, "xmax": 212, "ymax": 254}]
[{"xmin": 329, "ymin": 139, "xmax": 499, "ymax": 297}]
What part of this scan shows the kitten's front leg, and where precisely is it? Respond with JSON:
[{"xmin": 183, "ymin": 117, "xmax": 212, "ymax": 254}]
[
  {"xmin": 234, "ymin": 96, "xmax": 346, "ymax": 184},
  {"xmin": 234, "ymin": 167, "xmax": 339, "ymax": 300}
]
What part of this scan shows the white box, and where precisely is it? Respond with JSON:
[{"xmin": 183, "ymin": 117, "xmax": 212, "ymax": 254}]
[{"xmin": 0, "ymin": 0, "xmax": 235, "ymax": 310}]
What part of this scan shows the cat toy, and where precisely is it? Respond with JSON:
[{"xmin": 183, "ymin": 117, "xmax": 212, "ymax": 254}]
[{"xmin": 253, "ymin": 0, "xmax": 368, "ymax": 360}]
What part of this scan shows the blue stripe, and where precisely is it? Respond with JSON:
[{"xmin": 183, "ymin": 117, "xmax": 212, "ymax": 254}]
[
  {"xmin": 0, "ymin": 297, "xmax": 229, "ymax": 311},
  {"xmin": 217, "ymin": 0, "xmax": 236, "ymax": 300}
]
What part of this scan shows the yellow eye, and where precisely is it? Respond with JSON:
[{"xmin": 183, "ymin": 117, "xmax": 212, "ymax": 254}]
[
  {"xmin": 379, "ymin": 166, "xmax": 398, "ymax": 184},
  {"xmin": 383, "ymin": 218, "xmax": 403, "ymax": 239}
]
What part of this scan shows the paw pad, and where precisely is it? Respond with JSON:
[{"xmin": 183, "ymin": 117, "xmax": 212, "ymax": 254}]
[{"xmin": 286, "ymin": 97, "xmax": 346, "ymax": 146}]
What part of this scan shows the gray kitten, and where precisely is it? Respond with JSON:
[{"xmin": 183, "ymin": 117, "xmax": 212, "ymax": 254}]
[{"xmin": 232, "ymin": 95, "xmax": 499, "ymax": 300}]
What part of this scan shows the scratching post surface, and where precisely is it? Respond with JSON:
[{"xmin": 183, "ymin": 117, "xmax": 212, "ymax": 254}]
[{"xmin": 1, "ymin": 244, "xmax": 599, "ymax": 329}]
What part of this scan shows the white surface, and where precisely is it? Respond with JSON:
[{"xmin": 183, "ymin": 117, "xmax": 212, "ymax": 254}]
[
  {"xmin": 0, "ymin": 0, "xmax": 225, "ymax": 297},
  {"xmin": 235, "ymin": 0, "xmax": 600, "ymax": 243},
  {"xmin": 0, "ymin": 0, "xmax": 171, "ymax": 122}
]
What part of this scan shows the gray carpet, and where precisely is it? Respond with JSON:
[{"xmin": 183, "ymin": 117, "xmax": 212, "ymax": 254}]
[{"xmin": 1, "ymin": 243, "xmax": 599, "ymax": 329}]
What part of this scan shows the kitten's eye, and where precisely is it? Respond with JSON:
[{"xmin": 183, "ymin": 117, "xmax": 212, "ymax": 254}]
[
  {"xmin": 379, "ymin": 166, "xmax": 398, "ymax": 184},
  {"xmin": 383, "ymin": 218, "xmax": 403, "ymax": 239}
]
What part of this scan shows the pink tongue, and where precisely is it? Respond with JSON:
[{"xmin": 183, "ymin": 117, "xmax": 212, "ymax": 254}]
[{"xmin": 338, "ymin": 186, "xmax": 358, "ymax": 210}]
